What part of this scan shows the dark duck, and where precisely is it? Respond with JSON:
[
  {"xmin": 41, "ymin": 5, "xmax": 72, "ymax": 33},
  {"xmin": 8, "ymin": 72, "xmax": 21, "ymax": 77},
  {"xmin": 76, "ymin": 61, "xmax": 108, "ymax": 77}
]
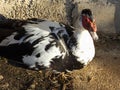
[{"xmin": 0, "ymin": 9, "xmax": 98, "ymax": 72}]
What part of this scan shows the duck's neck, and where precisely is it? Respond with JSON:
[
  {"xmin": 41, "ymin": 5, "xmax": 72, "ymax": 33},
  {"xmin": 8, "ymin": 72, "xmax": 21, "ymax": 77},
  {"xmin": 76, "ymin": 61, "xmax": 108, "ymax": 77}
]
[
  {"xmin": 68, "ymin": 17, "xmax": 92, "ymax": 49},
  {"xmin": 72, "ymin": 17, "xmax": 86, "ymax": 40},
  {"xmin": 73, "ymin": 16, "xmax": 85, "ymax": 31}
]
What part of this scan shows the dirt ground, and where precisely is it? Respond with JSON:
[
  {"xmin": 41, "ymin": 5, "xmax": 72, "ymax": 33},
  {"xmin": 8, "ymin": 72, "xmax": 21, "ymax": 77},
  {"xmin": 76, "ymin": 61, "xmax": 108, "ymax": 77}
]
[{"xmin": 0, "ymin": 31, "xmax": 120, "ymax": 90}]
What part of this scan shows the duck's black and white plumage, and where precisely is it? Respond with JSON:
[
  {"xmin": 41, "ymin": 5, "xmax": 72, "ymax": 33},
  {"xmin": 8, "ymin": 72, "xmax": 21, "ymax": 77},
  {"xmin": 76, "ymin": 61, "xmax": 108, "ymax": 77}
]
[{"xmin": 0, "ymin": 9, "xmax": 98, "ymax": 71}]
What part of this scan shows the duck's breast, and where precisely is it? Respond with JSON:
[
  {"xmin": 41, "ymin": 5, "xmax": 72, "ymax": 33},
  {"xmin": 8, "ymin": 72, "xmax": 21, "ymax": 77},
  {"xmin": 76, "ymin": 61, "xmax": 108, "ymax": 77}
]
[{"xmin": 70, "ymin": 30, "xmax": 95, "ymax": 65}]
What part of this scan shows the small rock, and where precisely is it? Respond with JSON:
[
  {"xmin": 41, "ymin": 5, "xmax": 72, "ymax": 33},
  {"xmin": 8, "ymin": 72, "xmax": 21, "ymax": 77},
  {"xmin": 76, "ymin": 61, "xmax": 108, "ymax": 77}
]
[
  {"xmin": 38, "ymin": 70, "xmax": 42, "ymax": 74},
  {"xmin": 29, "ymin": 81, "xmax": 38, "ymax": 89},
  {"xmin": 30, "ymin": 84, "xmax": 36, "ymax": 89},
  {"xmin": 87, "ymin": 76, "xmax": 92, "ymax": 82},
  {"xmin": 0, "ymin": 75, "xmax": 4, "ymax": 80}
]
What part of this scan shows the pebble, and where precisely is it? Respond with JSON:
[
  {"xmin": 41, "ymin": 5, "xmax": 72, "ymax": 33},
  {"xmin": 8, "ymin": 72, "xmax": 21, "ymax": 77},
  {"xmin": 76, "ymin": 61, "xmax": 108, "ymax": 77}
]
[
  {"xmin": 0, "ymin": 75, "xmax": 4, "ymax": 80},
  {"xmin": 30, "ymin": 84, "xmax": 36, "ymax": 89}
]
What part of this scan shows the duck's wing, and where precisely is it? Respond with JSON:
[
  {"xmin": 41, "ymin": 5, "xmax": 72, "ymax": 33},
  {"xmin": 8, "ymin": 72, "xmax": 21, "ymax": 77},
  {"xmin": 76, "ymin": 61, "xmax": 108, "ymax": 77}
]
[
  {"xmin": 0, "ymin": 18, "xmax": 70, "ymax": 69},
  {"xmin": 23, "ymin": 19, "xmax": 70, "ymax": 55}
]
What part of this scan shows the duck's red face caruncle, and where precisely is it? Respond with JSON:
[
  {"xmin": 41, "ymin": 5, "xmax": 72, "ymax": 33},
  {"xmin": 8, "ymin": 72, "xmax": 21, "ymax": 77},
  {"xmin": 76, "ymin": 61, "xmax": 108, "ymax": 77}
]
[
  {"xmin": 82, "ymin": 15, "xmax": 97, "ymax": 32},
  {"xmin": 81, "ymin": 9, "xmax": 98, "ymax": 41}
]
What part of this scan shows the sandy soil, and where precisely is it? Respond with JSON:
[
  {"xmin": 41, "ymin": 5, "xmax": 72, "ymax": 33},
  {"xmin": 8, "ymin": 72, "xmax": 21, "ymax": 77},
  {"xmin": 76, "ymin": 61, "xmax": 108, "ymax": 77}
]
[{"xmin": 0, "ymin": 32, "xmax": 120, "ymax": 90}]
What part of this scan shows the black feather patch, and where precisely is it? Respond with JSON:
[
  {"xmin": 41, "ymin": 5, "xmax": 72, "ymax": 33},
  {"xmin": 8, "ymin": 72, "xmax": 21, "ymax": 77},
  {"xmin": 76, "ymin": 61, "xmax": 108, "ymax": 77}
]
[
  {"xmin": 50, "ymin": 33, "xmax": 59, "ymax": 40},
  {"xmin": 36, "ymin": 53, "xmax": 41, "ymax": 58},
  {"xmin": 45, "ymin": 41, "xmax": 56, "ymax": 51},
  {"xmin": 27, "ymin": 18, "xmax": 45, "ymax": 22},
  {"xmin": 49, "ymin": 26, "xmax": 55, "ymax": 32},
  {"xmin": 68, "ymin": 36, "xmax": 77, "ymax": 49},
  {"xmin": 31, "ymin": 38, "xmax": 43, "ymax": 46},
  {"xmin": 23, "ymin": 34, "xmax": 34, "ymax": 41},
  {"xmin": 0, "ymin": 42, "xmax": 35, "ymax": 61},
  {"xmin": 14, "ymin": 27, "xmax": 26, "ymax": 40}
]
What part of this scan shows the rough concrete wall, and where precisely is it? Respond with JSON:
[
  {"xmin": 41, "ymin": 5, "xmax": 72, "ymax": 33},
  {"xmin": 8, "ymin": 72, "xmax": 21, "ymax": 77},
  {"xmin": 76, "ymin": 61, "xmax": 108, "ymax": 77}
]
[
  {"xmin": 0, "ymin": 0, "xmax": 117, "ymax": 33},
  {"xmin": 72, "ymin": 2, "xmax": 115, "ymax": 33},
  {"xmin": 108, "ymin": 0, "xmax": 120, "ymax": 34}
]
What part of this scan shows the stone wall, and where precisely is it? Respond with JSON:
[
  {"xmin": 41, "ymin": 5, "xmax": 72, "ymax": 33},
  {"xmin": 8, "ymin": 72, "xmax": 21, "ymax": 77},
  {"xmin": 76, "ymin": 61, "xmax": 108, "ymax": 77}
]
[{"xmin": 0, "ymin": 0, "xmax": 118, "ymax": 33}]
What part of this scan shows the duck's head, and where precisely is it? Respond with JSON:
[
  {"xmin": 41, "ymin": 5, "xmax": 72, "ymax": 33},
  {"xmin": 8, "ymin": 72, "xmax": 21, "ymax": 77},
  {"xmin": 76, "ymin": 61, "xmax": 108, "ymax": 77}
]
[{"xmin": 81, "ymin": 9, "xmax": 99, "ymax": 41}]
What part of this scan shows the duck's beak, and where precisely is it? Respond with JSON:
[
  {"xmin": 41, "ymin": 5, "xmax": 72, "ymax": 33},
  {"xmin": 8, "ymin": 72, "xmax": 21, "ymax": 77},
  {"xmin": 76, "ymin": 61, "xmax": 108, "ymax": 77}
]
[
  {"xmin": 89, "ymin": 31, "xmax": 99, "ymax": 41},
  {"xmin": 90, "ymin": 19, "xmax": 97, "ymax": 32},
  {"xmin": 89, "ymin": 19, "xmax": 99, "ymax": 41}
]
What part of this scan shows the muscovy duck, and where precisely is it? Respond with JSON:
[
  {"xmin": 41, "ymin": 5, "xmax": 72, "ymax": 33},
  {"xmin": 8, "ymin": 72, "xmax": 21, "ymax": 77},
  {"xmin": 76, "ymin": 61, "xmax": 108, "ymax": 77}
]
[{"xmin": 0, "ymin": 9, "xmax": 98, "ymax": 71}]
